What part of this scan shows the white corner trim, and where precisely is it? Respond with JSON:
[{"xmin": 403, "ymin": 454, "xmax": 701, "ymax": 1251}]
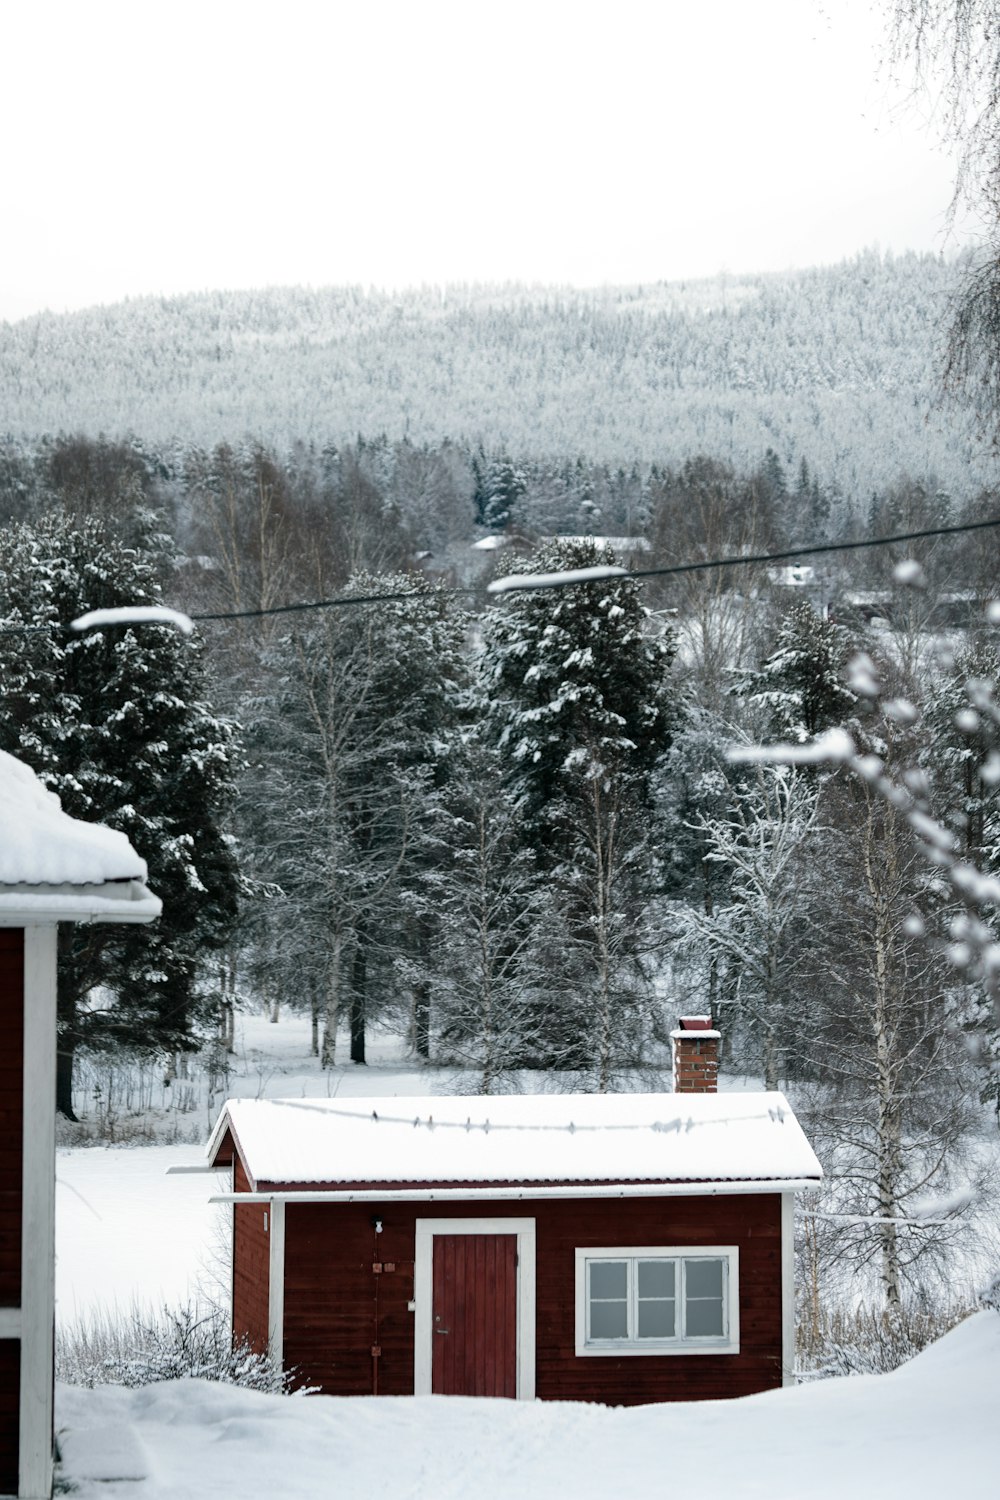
[
  {"xmin": 20, "ymin": 926, "xmax": 57, "ymax": 1500},
  {"xmin": 268, "ymin": 1198, "xmax": 286, "ymax": 1369},
  {"xmin": 781, "ymin": 1192, "xmax": 795, "ymax": 1387},
  {"xmin": 574, "ymin": 1245, "xmax": 740, "ymax": 1357},
  {"xmin": 413, "ymin": 1217, "xmax": 536, "ymax": 1399}
]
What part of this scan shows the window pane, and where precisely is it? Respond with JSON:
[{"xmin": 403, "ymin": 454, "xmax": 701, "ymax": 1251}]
[
  {"xmin": 637, "ymin": 1299, "xmax": 675, "ymax": 1338},
  {"xmin": 686, "ymin": 1259, "xmax": 724, "ymax": 1299},
  {"xmin": 590, "ymin": 1300, "xmax": 629, "ymax": 1339},
  {"xmin": 685, "ymin": 1297, "xmax": 725, "ymax": 1337},
  {"xmin": 637, "ymin": 1260, "xmax": 675, "ymax": 1299},
  {"xmin": 589, "ymin": 1261, "xmax": 627, "ymax": 1300}
]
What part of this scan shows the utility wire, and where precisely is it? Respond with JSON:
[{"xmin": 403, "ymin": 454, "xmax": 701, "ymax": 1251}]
[
  {"xmin": 190, "ymin": 584, "xmax": 478, "ymax": 623},
  {"xmin": 625, "ymin": 514, "xmax": 1000, "ymax": 585},
  {"xmin": 1, "ymin": 514, "xmax": 998, "ymax": 635}
]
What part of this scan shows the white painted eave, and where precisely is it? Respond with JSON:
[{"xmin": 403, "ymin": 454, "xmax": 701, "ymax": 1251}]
[
  {"xmin": 209, "ymin": 1177, "xmax": 822, "ymax": 1206},
  {"xmin": 0, "ymin": 878, "xmax": 161, "ymax": 925}
]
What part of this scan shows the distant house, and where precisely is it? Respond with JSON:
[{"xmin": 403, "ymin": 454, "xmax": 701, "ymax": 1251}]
[
  {"xmin": 207, "ymin": 1019, "xmax": 821, "ymax": 1404},
  {"xmin": 0, "ymin": 752, "xmax": 159, "ymax": 1499}
]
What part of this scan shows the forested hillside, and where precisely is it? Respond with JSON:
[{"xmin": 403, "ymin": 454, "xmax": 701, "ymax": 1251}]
[
  {"xmin": 1, "ymin": 252, "xmax": 990, "ymax": 504},
  {"xmin": 2, "ymin": 244, "xmax": 999, "ymax": 1338}
]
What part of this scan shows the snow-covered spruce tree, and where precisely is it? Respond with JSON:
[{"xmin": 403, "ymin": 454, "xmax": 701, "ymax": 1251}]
[
  {"xmin": 0, "ymin": 516, "xmax": 241, "ymax": 1117},
  {"xmin": 731, "ymin": 598, "xmax": 856, "ymax": 742},
  {"xmin": 243, "ymin": 574, "xmax": 468, "ymax": 1066},
  {"xmin": 481, "ymin": 539, "xmax": 675, "ymax": 1085}
]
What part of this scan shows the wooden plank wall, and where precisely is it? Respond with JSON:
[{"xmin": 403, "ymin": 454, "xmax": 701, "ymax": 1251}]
[
  {"xmin": 0, "ymin": 930, "xmax": 23, "ymax": 1493},
  {"xmin": 277, "ymin": 1193, "xmax": 782, "ymax": 1404},
  {"xmin": 232, "ymin": 1158, "xmax": 270, "ymax": 1354}
]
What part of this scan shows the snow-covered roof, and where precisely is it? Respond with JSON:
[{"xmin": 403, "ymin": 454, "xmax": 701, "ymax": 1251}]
[
  {"xmin": 0, "ymin": 751, "xmax": 160, "ymax": 923},
  {"xmin": 208, "ymin": 1091, "xmax": 822, "ymax": 1190}
]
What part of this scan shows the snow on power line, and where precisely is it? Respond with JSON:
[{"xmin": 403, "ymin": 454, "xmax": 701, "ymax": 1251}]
[
  {"xmin": 71, "ymin": 605, "xmax": 195, "ymax": 635},
  {"xmin": 487, "ymin": 565, "xmax": 627, "ymax": 594}
]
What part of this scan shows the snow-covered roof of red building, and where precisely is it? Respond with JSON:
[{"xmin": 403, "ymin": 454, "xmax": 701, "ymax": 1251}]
[
  {"xmin": 0, "ymin": 750, "xmax": 160, "ymax": 922},
  {"xmin": 207, "ymin": 1091, "xmax": 822, "ymax": 1190}
]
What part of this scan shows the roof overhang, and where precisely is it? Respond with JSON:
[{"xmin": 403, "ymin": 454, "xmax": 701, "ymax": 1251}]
[
  {"xmin": 0, "ymin": 879, "xmax": 161, "ymax": 925},
  {"xmin": 210, "ymin": 1179, "xmax": 821, "ymax": 1205},
  {"xmin": 206, "ymin": 1091, "xmax": 824, "ymax": 1190}
]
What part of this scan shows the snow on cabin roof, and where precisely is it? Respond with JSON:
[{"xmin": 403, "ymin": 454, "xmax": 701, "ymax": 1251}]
[
  {"xmin": 0, "ymin": 751, "xmax": 160, "ymax": 922},
  {"xmin": 208, "ymin": 1091, "xmax": 822, "ymax": 1190}
]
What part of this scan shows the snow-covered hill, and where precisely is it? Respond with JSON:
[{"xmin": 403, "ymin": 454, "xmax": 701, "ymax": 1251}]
[{"xmin": 1, "ymin": 252, "xmax": 990, "ymax": 501}]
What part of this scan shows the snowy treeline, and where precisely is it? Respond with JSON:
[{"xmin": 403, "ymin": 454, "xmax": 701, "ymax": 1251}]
[
  {"xmin": 1, "ymin": 434, "xmax": 998, "ymax": 1321},
  {"xmin": 0, "ymin": 251, "xmax": 991, "ymax": 506}
]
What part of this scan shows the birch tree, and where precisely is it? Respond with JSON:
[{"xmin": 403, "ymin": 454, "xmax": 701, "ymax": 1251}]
[{"xmin": 674, "ymin": 761, "xmax": 820, "ymax": 1088}]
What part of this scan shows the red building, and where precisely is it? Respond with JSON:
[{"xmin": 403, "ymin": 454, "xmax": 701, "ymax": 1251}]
[
  {"xmin": 0, "ymin": 752, "xmax": 158, "ymax": 1498},
  {"xmin": 208, "ymin": 1020, "xmax": 822, "ymax": 1403}
]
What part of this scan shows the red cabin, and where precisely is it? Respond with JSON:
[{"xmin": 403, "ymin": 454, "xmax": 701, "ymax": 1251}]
[
  {"xmin": 208, "ymin": 1022, "xmax": 822, "ymax": 1405},
  {"xmin": 0, "ymin": 752, "xmax": 158, "ymax": 1498}
]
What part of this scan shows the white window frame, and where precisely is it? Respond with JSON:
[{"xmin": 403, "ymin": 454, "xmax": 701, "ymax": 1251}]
[
  {"xmin": 413, "ymin": 1217, "xmax": 536, "ymax": 1398},
  {"xmin": 574, "ymin": 1245, "xmax": 739, "ymax": 1357}
]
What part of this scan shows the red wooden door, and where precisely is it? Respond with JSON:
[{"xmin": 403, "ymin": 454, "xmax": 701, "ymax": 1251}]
[{"xmin": 431, "ymin": 1234, "xmax": 517, "ymax": 1397}]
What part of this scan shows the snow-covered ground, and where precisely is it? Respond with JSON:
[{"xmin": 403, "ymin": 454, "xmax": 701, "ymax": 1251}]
[
  {"xmin": 54, "ymin": 1009, "xmax": 1000, "ymax": 1497},
  {"xmin": 56, "ymin": 1144, "xmax": 228, "ymax": 1319},
  {"xmin": 56, "ymin": 1311, "xmax": 1000, "ymax": 1499}
]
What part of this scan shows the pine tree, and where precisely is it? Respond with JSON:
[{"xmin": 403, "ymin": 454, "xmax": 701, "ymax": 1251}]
[
  {"xmin": 733, "ymin": 599, "xmax": 856, "ymax": 741},
  {"xmin": 481, "ymin": 538, "xmax": 675, "ymax": 1084},
  {"xmin": 0, "ymin": 516, "xmax": 241, "ymax": 1116}
]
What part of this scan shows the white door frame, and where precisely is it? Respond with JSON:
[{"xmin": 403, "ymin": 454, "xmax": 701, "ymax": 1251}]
[
  {"xmin": 20, "ymin": 926, "xmax": 57, "ymax": 1500},
  {"xmin": 413, "ymin": 1217, "xmax": 536, "ymax": 1399}
]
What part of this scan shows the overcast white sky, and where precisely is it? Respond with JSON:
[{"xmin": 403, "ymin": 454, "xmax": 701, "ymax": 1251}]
[{"xmin": 0, "ymin": 0, "xmax": 965, "ymax": 323}]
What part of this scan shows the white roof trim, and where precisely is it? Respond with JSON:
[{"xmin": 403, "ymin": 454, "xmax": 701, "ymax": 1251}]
[
  {"xmin": 209, "ymin": 1179, "xmax": 822, "ymax": 1205},
  {"xmin": 0, "ymin": 879, "xmax": 161, "ymax": 925}
]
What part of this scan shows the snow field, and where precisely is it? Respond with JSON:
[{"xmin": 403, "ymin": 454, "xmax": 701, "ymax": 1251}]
[
  {"xmin": 54, "ymin": 1013, "xmax": 1000, "ymax": 1497},
  {"xmin": 55, "ymin": 1312, "xmax": 1000, "ymax": 1500}
]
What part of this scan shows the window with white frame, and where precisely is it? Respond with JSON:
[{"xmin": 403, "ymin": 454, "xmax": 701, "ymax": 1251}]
[{"xmin": 575, "ymin": 1246, "xmax": 739, "ymax": 1356}]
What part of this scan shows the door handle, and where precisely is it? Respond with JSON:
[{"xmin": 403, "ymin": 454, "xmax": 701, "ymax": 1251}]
[{"xmin": 435, "ymin": 1327, "xmax": 449, "ymax": 1334}]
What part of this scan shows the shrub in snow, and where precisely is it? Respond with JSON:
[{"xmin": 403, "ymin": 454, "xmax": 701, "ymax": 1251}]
[
  {"xmin": 796, "ymin": 1298, "xmax": 974, "ymax": 1379},
  {"xmin": 56, "ymin": 1304, "xmax": 295, "ymax": 1393}
]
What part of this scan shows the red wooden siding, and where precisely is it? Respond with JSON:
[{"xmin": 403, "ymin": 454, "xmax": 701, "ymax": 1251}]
[
  {"xmin": 232, "ymin": 1157, "xmax": 270, "ymax": 1354},
  {"xmin": 0, "ymin": 931, "xmax": 23, "ymax": 1308},
  {"xmin": 0, "ymin": 1341, "xmax": 19, "ymax": 1495},
  {"xmin": 0, "ymin": 931, "xmax": 23, "ymax": 1491},
  {"xmin": 276, "ymin": 1193, "xmax": 782, "ymax": 1404},
  {"xmin": 432, "ymin": 1234, "xmax": 516, "ymax": 1397}
]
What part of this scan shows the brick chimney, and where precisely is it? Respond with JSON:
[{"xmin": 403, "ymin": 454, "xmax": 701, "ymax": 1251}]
[{"xmin": 671, "ymin": 1015, "xmax": 720, "ymax": 1093}]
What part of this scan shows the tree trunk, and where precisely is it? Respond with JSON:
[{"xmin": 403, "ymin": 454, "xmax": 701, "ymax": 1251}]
[
  {"xmin": 310, "ymin": 991, "xmax": 320, "ymax": 1057},
  {"xmin": 350, "ymin": 925, "xmax": 367, "ymax": 1065},
  {"xmin": 56, "ymin": 1037, "xmax": 77, "ymax": 1121},
  {"xmin": 413, "ymin": 981, "xmax": 431, "ymax": 1058},
  {"xmin": 864, "ymin": 796, "xmax": 904, "ymax": 1310},
  {"xmin": 321, "ymin": 933, "xmax": 342, "ymax": 1069}
]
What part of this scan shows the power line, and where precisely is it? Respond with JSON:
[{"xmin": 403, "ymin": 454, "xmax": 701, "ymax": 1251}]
[
  {"xmin": 1, "ymin": 514, "xmax": 998, "ymax": 635},
  {"xmin": 189, "ymin": 584, "xmax": 478, "ymax": 623},
  {"xmin": 168, "ymin": 513, "xmax": 1000, "ymax": 616},
  {"xmin": 626, "ymin": 514, "xmax": 1000, "ymax": 587}
]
